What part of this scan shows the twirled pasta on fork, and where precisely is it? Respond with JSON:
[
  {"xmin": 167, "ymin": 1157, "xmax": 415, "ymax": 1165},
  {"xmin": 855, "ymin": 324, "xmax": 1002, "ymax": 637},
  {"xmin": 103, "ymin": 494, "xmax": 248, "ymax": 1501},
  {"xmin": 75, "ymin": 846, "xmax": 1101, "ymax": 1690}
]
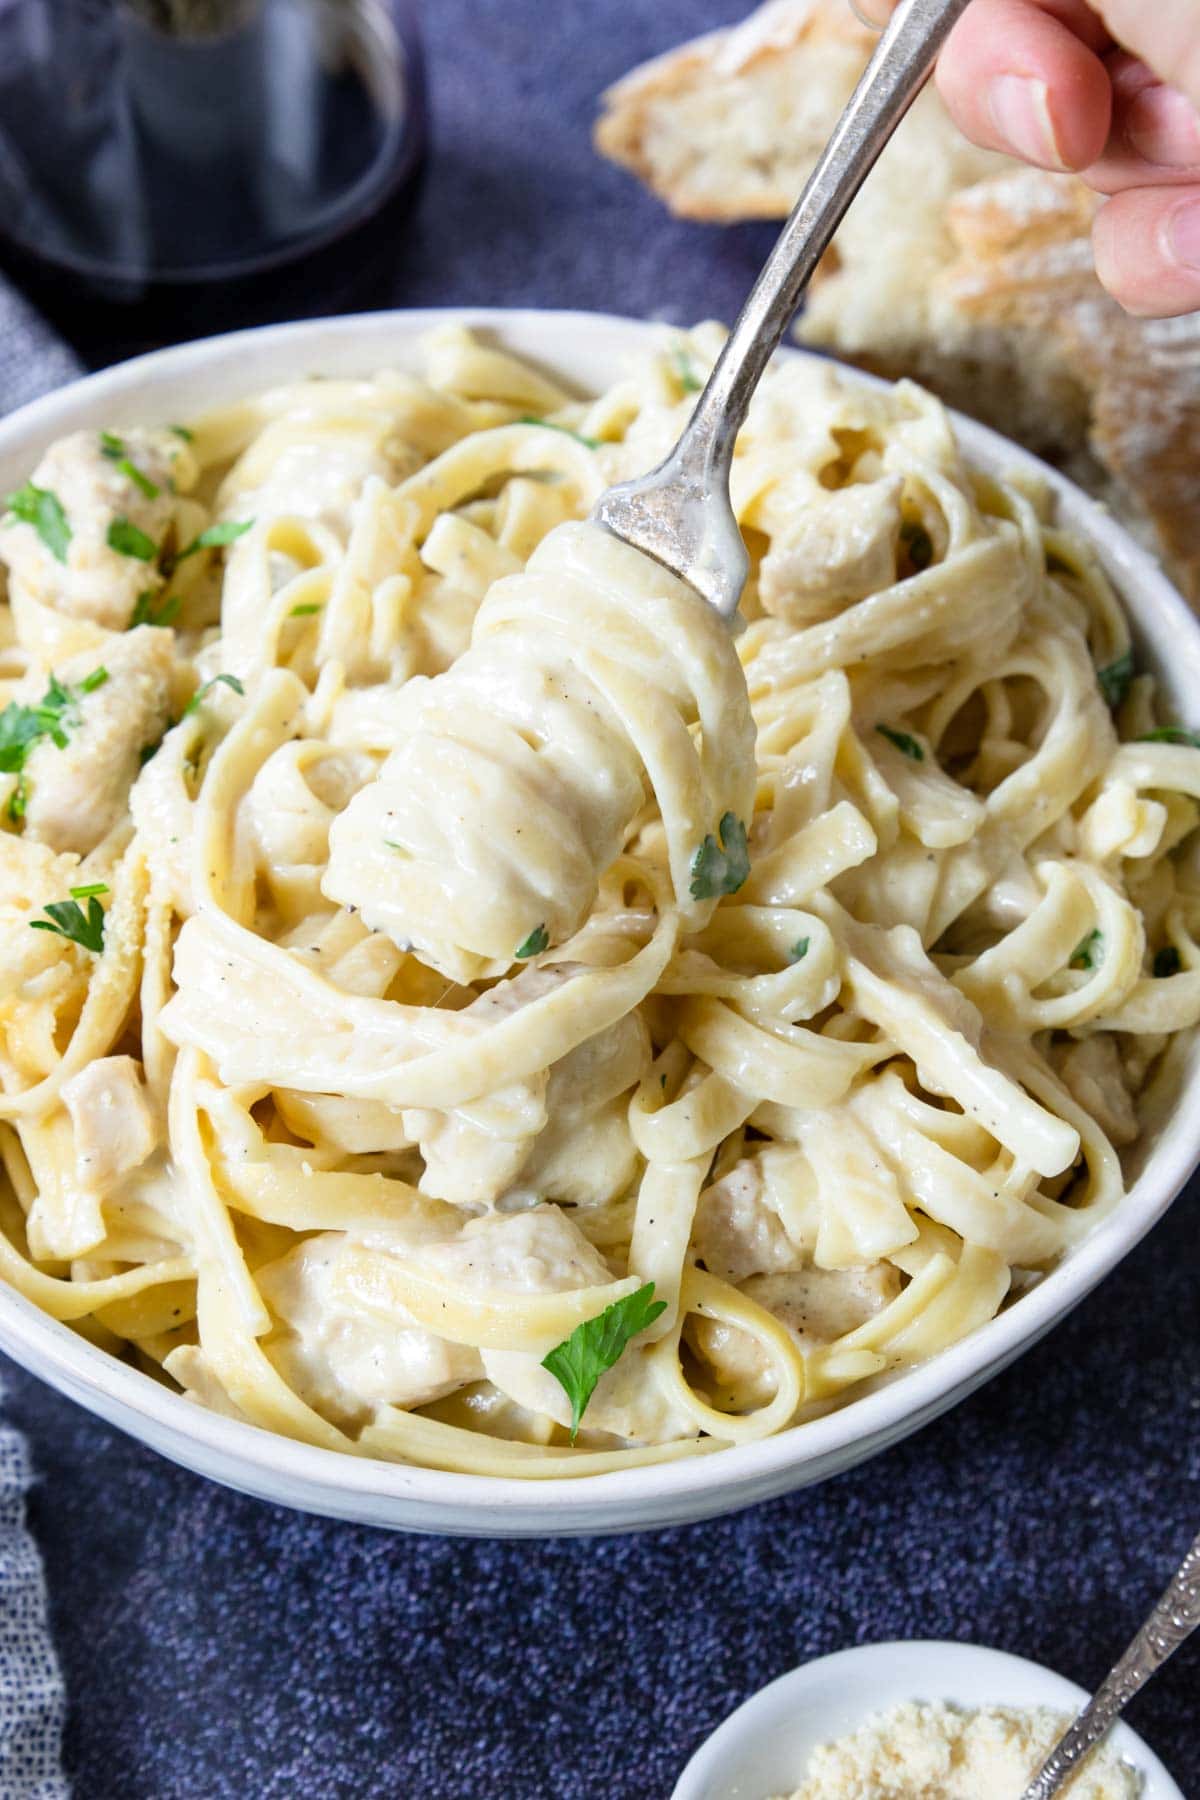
[{"xmin": 1, "ymin": 322, "xmax": 1197, "ymax": 1476}]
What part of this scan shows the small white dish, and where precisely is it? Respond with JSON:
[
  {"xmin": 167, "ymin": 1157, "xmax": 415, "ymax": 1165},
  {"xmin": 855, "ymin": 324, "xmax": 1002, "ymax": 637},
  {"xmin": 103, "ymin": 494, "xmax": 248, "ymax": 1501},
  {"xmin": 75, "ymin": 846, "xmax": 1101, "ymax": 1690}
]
[{"xmin": 671, "ymin": 1639, "xmax": 1185, "ymax": 1799}]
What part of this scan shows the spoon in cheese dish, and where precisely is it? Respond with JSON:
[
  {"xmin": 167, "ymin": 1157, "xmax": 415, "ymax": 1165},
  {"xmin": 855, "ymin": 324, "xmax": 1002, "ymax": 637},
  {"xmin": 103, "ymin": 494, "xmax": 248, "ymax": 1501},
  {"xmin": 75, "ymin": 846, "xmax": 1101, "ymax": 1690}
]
[
  {"xmin": 594, "ymin": 0, "xmax": 974, "ymax": 618},
  {"xmin": 1020, "ymin": 1525, "xmax": 1200, "ymax": 1799}
]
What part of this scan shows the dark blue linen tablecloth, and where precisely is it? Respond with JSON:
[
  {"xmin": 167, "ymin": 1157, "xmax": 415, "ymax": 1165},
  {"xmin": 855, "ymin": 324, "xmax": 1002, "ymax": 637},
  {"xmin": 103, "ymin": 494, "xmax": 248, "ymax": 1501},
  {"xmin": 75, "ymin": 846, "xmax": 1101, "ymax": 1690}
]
[{"xmin": 1, "ymin": 3, "xmax": 1198, "ymax": 1794}]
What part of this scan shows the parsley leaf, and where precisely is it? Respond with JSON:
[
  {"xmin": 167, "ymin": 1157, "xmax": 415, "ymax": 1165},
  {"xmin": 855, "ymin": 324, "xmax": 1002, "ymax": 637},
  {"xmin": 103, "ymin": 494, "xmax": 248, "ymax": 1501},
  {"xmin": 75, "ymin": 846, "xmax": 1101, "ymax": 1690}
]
[
  {"xmin": 170, "ymin": 425, "xmax": 194, "ymax": 442},
  {"xmin": 183, "ymin": 673, "xmax": 245, "ymax": 716},
  {"xmin": 876, "ymin": 723, "xmax": 925, "ymax": 762},
  {"xmin": 107, "ymin": 517, "xmax": 158, "ymax": 561},
  {"xmin": 1154, "ymin": 945, "xmax": 1182, "ymax": 978},
  {"xmin": 130, "ymin": 588, "xmax": 180, "ymax": 629},
  {"xmin": 0, "ymin": 702, "xmax": 48, "ymax": 773},
  {"xmin": 5, "ymin": 482, "xmax": 72, "ymax": 564},
  {"xmin": 119, "ymin": 459, "xmax": 159, "ymax": 500},
  {"xmin": 789, "ymin": 937, "xmax": 810, "ymax": 963},
  {"xmin": 99, "ymin": 434, "xmax": 158, "ymax": 499},
  {"xmin": 900, "ymin": 520, "xmax": 934, "ymax": 571},
  {"xmin": 30, "ymin": 889, "xmax": 107, "ymax": 954},
  {"xmin": 670, "ymin": 345, "xmax": 703, "ymax": 394},
  {"xmin": 1137, "ymin": 726, "xmax": 1200, "ymax": 748},
  {"xmin": 516, "ymin": 416, "xmax": 601, "ymax": 450},
  {"xmin": 175, "ymin": 519, "xmax": 253, "ymax": 563},
  {"xmin": 690, "ymin": 812, "xmax": 751, "ymax": 900},
  {"xmin": 1097, "ymin": 650, "xmax": 1134, "ymax": 710},
  {"xmin": 288, "ymin": 602, "xmax": 322, "ymax": 617},
  {"xmin": 541, "ymin": 1281, "xmax": 667, "ymax": 1442},
  {"xmin": 0, "ymin": 665, "xmax": 107, "ymax": 808},
  {"xmin": 1070, "ymin": 928, "xmax": 1103, "ymax": 971},
  {"xmin": 515, "ymin": 924, "xmax": 549, "ymax": 959}
]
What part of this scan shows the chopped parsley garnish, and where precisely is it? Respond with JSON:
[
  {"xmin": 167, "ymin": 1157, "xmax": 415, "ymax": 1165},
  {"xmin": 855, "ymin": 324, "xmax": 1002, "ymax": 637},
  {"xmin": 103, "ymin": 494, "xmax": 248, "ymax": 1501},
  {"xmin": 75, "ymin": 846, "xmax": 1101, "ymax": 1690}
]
[
  {"xmin": 1154, "ymin": 945, "xmax": 1182, "ymax": 978},
  {"xmin": 183, "ymin": 673, "xmax": 245, "ymax": 716},
  {"xmin": 4, "ymin": 482, "xmax": 71, "ymax": 564},
  {"xmin": 516, "ymin": 416, "xmax": 601, "ymax": 450},
  {"xmin": 0, "ymin": 662, "xmax": 109, "ymax": 820},
  {"xmin": 789, "ymin": 937, "xmax": 810, "ymax": 963},
  {"xmin": 119, "ymin": 460, "xmax": 159, "ymax": 500},
  {"xmin": 175, "ymin": 519, "xmax": 253, "ymax": 563},
  {"xmin": 129, "ymin": 588, "xmax": 180, "ymax": 629},
  {"xmin": 1137, "ymin": 726, "xmax": 1200, "ymax": 748},
  {"xmin": 99, "ymin": 433, "xmax": 159, "ymax": 499},
  {"xmin": 876, "ymin": 724, "xmax": 925, "ymax": 762},
  {"xmin": 29, "ymin": 885, "xmax": 108, "ymax": 954},
  {"xmin": 107, "ymin": 517, "xmax": 158, "ymax": 561},
  {"xmin": 541, "ymin": 1281, "xmax": 667, "ymax": 1442},
  {"xmin": 169, "ymin": 425, "xmax": 194, "ymax": 442},
  {"xmin": 671, "ymin": 345, "xmax": 703, "ymax": 393},
  {"xmin": 1070, "ymin": 929, "xmax": 1103, "ymax": 972},
  {"xmin": 1097, "ymin": 650, "xmax": 1134, "ymax": 710},
  {"xmin": 289, "ymin": 602, "xmax": 322, "ymax": 617},
  {"xmin": 900, "ymin": 521, "xmax": 934, "ymax": 571},
  {"xmin": 515, "ymin": 924, "xmax": 549, "ymax": 959},
  {"xmin": 690, "ymin": 812, "xmax": 751, "ymax": 900}
]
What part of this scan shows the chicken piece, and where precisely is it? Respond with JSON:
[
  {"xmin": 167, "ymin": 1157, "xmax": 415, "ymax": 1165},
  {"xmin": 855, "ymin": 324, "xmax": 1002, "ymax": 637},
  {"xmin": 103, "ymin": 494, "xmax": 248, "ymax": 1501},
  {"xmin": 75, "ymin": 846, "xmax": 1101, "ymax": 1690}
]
[
  {"xmin": 0, "ymin": 838, "xmax": 87, "ymax": 998},
  {"xmin": 1053, "ymin": 1034, "xmax": 1139, "ymax": 1148},
  {"xmin": 403, "ymin": 963, "xmax": 578, "ymax": 1207},
  {"xmin": 483, "ymin": 1336, "xmax": 696, "ymax": 1445},
  {"xmin": 504, "ymin": 1009, "xmax": 649, "ymax": 1208},
  {"xmin": 693, "ymin": 1151, "xmax": 808, "ymax": 1284},
  {"xmin": 437, "ymin": 1205, "xmax": 695, "ymax": 1443},
  {"xmin": 0, "ymin": 428, "xmax": 185, "ymax": 629},
  {"xmin": 21, "ymin": 625, "xmax": 175, "ymax": 855},
  {"xmin": 61, "ymin": 1056, "xmax": 159, "ymax": 1198},
  {"xmin": 689, "ymin": 1264, "xmax": 900, "ymax": 1409},
  {"xmin": 256, "ymin": 1235, "xmax": 483, "ymax": 1428},
  {"xmin": 414, "ymin": 1202, "xmax": 614, "ymax": 1297},
  {"xmin": 759, "ymin": 477, "xmax": 904, "ymax": 625}
]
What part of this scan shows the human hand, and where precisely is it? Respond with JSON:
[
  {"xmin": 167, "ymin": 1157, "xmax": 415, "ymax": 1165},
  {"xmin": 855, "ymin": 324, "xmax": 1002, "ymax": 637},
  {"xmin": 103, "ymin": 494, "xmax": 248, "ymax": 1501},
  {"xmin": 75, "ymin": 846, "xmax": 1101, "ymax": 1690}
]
[{"xmin": 856, "ymin": 1, "xmax": 1200, "ymax": 317}]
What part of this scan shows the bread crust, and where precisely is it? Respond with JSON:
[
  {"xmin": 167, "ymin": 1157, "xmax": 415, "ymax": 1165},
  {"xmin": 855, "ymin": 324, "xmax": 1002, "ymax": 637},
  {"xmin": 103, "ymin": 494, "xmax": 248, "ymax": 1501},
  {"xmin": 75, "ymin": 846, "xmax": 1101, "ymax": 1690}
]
[{"xmin": 595, "ymin": 0, "xmax": 1200, "ymax": 603}]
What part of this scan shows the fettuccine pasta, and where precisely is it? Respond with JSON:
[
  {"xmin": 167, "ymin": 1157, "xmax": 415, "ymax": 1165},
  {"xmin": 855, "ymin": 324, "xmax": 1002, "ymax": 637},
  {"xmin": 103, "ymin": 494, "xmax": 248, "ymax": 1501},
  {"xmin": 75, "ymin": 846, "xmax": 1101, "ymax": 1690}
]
[{"xmin": 1, "ymin": 322, "xmax": 1196, "ymax": 1477}]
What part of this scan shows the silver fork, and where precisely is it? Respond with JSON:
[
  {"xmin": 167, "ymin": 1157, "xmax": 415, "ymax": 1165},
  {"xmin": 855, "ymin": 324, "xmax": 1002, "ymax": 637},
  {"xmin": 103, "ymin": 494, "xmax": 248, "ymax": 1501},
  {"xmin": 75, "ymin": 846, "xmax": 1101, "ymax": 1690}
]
[
  {"xmin": 1020, "ymin": 1526, "xmax": 1200, "ymax": 1798},
  {"xmin": 593, "ymin": 0, "xmax": 974, "ymax": 618}
]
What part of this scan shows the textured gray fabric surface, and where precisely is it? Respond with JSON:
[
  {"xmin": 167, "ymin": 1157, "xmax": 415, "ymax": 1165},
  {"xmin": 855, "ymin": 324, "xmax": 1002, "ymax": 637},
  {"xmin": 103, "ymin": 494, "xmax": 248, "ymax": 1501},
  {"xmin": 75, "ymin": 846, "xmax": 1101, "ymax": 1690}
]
[
  {"xmin": 0, "ymin": 3, "xmax": 1197, "ymax": 1797},
  {"xmin": 0, "ymin": 286, "xmax": 80, "ymax": 414},
  {"xmin": 0, "ymin": 1399, "xmax": 68, "ymax": 1800}
]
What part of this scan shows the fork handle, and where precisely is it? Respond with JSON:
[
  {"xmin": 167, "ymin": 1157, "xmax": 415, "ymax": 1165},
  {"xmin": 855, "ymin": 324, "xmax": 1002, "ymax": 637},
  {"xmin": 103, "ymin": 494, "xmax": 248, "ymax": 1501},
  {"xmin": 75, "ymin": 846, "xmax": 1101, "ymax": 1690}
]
[
  {"xmin": 679, "ymin": 0, "xmax": 973, "ymax": 497},
  {"xmin": 1021, "ymin": 1527, "xmax": 1200, "ymax": 1799}
]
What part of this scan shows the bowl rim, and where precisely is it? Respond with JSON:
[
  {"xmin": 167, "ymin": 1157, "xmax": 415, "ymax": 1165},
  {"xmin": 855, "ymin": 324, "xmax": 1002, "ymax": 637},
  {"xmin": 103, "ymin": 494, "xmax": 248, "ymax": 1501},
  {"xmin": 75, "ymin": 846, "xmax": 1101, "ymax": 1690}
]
[{"xmin": 2, "ymin": 303, "xmax": 1198, "ymax": 1524}]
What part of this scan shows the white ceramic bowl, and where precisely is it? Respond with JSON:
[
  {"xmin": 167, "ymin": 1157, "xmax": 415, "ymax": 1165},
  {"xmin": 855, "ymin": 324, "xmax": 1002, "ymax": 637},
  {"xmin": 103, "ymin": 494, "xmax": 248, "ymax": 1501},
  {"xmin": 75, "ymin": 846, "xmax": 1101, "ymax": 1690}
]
[
  {"xmin": 2, "ymin": 308, "xmax": 1199, "ymax": 1536},
  {"xmin": 671, "ymin": 1640, "xmax": 1185, "ymax": 1798}
]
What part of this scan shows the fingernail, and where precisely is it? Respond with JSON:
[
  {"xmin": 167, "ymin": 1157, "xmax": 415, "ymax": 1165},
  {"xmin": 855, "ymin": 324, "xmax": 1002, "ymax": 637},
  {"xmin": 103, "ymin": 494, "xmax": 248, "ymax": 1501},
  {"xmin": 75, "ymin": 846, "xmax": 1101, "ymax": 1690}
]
[
  {"xmin": 1165, "ymin": 197, "xmax": 1200, "ymax": 271},
  {"xmin": 1127, "ymin": 85, "xmax": 1200, "ymax": 168},
  {"xmin": 987, "ymin": 75, "xmax": 1064, "ymax": 168}
]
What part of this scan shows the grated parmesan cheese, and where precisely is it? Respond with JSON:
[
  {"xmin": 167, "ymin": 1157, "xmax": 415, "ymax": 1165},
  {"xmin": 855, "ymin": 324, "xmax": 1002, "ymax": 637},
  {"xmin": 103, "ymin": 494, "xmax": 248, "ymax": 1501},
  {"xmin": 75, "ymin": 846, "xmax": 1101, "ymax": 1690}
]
[{"xmin": 777, "ymin": 1701, "xmax": 1143, "ymax": 1800}]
